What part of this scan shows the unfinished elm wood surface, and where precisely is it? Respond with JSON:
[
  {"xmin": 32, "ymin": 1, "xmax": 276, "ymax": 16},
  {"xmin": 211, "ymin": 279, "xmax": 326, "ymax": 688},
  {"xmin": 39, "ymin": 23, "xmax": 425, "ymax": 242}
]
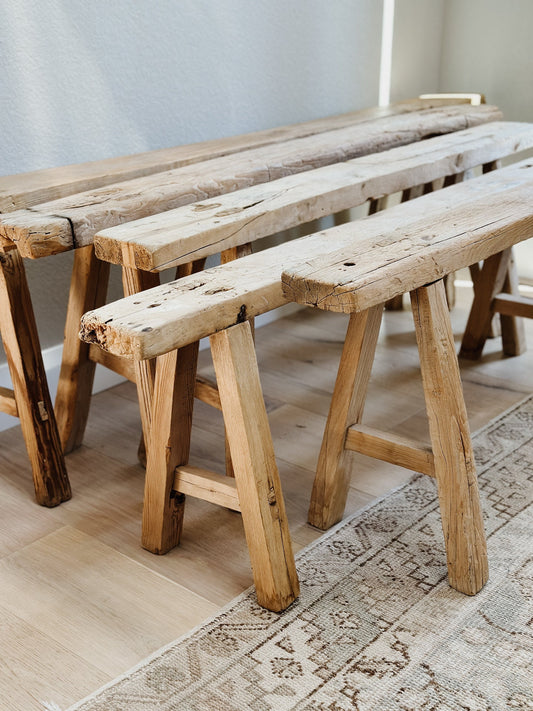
[
  {"xmin": 0, "ymin": 98, "xmax": 461, "ymax": 214},
  {"xmin": 0, "ymin": 248, "xmax": 71, "ymax": 506},
  {"xmin": 80, "ymin": 159, "xmax": 533, "ymax": 361},
  {"xmin": 281, "ymin": 160, "xmax": 533, "ymax": 314},
  {"xmin": 411, "ymin": 282, "xmax": 488, "ymax": 595},
  {"xmin": 0, "ymin": 104, "xmax": 501, "ymax": 259},
  {"xmin": 93, "ymin": 121, "xmax": 533, "ymax": 272}
]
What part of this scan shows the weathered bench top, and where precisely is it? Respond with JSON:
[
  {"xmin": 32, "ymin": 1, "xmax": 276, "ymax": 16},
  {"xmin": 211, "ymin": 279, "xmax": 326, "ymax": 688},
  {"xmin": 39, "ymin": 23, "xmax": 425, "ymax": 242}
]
[
  {"xmin": 93, "ymin": 121, "xmax": 533, "ymax": 272},
  {"xmin": 2, "ymin": 99, "xmax": 471, "ymax": 214},
  {"xmin": 80, "ymin": 159, "xmax": 533, "ymax": 360},
  {"xmin": 0, "ymin": 104, "xmax": 500, "ymax": 259}
]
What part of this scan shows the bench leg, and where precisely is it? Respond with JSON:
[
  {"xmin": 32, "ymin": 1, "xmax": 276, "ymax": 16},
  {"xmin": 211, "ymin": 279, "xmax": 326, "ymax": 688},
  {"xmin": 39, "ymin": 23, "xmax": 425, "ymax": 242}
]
[
  {"xmin": 0, "ymin": 248, "xmax": 71, "ymax": 506},
  {"xmin": 411, "ymin": 281, "xmax": 488, "ymax": 595},
  {"xmin": 459, "ymin": 249, "xmax": 512, "ymax": 360},
  {"xmin": 308, "ymin": 305, "xmax": 383, "ymax": 530},
  {"xmin": 220, "ymin": 245, "xmax": 254, "ymax": 479},
  {"xmin": 55, "ymin": 245, "xmax": 110, "ymax": 452},
  {"xmin": 141, "ymin": 342, "xmax": 199, "ymax": 554},
  {"xmin": 122, "ymin": 267, "xmax": 160, "ymax": 450},
  {"xmin": 210, "ymin": 321, "xmax": 299, "ymax": 612},
  {"xmin": 499, "ymin": 250, "xmax": 527, "ymax": 357}
]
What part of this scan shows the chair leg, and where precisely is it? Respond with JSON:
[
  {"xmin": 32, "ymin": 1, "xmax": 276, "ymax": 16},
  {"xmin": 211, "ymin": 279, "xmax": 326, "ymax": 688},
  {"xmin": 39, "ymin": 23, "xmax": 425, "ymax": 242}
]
[
  {"xmin": 460, "ymin": 249, "xmax": 512, "ymax": 360},
  {"xmin": 308, "ymin": 305, "xmax": 383, "ymax": 530},
  {"xmin": 0, "ymin": 248, "xmax": 71, "ymax": 506},
  {"xmin": 411, "ymin": 281, "xmax": 488, "ymax": 595},
  {"xmin": 55, "ymin": 245, "xmax": 110, "ymax": 452},
  {"xmin": 210, "ymin": 321, "xmax": 299, "ymax": 612},
  {"xmin": 141, "ymin": 342, "xmax": 199, "ymax": 554}
]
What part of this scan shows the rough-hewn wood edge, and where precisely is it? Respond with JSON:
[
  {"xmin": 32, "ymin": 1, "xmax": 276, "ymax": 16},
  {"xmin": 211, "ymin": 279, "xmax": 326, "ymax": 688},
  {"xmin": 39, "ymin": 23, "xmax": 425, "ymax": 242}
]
[{"xmin": 0, "ymin": 210, "xmax": 73, "ymax": 259}]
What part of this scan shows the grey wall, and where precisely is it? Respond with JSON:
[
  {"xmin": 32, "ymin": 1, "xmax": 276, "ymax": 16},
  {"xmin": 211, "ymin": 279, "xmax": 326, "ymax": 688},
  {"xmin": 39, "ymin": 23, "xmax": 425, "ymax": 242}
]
[
  {"xmin": 438, "ymin": 0, "xmax": 533, "ymax": 277},
  {"xmin": 390, "ymin": 0, "xmax": 446, "ymax": 102},
  {"xmin": 0, "ymin": 0, "xmax": 383, "ymax": 353},
  {"xmin": 439, "ymin": 0, "xmax": 533, "ymax": 122}
]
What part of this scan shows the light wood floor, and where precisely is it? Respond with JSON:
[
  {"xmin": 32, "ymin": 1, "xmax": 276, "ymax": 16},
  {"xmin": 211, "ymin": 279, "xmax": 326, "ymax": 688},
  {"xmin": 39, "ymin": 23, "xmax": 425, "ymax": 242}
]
[{"xmin": 1, "ymin": 285, "xmax": 532, "ymax": 710}]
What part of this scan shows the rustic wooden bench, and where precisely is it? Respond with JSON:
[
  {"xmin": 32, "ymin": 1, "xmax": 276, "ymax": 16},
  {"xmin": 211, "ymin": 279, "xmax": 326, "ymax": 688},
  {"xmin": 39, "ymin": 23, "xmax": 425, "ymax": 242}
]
[
  {"xmin": 281, "ymin": 159, "xmax": 533, "ymax": 597},
  {"xmin": 0, "ymin": 99, "xmax": 498, "ymax": 507},
  {"xmin": 80, "ymin": 140, "xmax": 533, "ymax": 609}
]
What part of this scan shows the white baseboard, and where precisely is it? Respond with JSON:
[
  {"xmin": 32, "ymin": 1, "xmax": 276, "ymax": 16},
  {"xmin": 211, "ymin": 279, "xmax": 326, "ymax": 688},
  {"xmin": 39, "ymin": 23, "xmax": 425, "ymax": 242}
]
[{"xmin": 0, "ymin": 302, "xmax": 302, "ymax": 433}]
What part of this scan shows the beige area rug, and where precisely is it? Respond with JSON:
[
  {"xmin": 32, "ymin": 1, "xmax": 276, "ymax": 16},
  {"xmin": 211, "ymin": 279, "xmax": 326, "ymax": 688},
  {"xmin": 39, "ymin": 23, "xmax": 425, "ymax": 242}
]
[{"xmin": 57, "ymin": 396, "xmax": 533, "ymax": 711}]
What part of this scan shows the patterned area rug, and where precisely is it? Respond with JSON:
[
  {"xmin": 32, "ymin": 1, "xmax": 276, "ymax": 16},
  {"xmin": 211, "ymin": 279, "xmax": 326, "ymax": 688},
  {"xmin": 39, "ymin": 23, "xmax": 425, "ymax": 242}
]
[{"xmin": 60, "ymin": 396, "xmax": 533, "ymax": 711}]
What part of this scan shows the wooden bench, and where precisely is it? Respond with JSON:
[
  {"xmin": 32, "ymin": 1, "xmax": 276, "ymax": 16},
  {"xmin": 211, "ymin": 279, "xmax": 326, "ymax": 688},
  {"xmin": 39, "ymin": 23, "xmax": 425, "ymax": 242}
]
[
  {"xmin": 0, "ymin": 99, "xmax": 498, "ymax": 507},
  {"xmin": 80, "ymin": 138, "xmax": 533, "ymax": 609},
  {"xmin": 281, "ymin": 159, "xmax": 533, "ymax": 597}
]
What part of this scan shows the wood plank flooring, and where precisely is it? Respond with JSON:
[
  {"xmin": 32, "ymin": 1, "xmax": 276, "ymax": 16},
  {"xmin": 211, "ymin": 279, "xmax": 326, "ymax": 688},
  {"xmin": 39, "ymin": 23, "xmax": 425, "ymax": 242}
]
[{"xmin": 1, "ymin": 284, "xmax": 532, "ymax": 710}]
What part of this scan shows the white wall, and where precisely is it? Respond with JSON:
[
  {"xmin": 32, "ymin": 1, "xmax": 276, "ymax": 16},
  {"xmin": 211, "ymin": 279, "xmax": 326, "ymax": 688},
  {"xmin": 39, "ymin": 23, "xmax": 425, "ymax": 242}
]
[
  {"xmin": 0, "ymin": 0, "xmax": 383, "ymax": 353},
  {"xmin": 439, "ymin": 0, "xmax": 533, "ymax": 122},
  {"xmin": 439, "ymin": 0, "xmax": 533, "ymax": 278},
  {"xmin": 389, "ymin": 0, "xmax": 446, "ymax": 103}
]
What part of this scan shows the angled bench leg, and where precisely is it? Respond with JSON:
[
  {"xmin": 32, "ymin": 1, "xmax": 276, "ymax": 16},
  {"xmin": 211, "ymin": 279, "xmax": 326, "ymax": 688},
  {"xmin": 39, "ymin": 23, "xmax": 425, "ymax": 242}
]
[
  {"xmin": 141, "ymin": 342, "xmax": 199, "ymax": 554},
  {"xmin": 221, "ymin": 244, "xmax": 254, "ymax": 479},
  {"xmin": 211, "ymin": 321, "xmax": 299, "ymax": 611},
  {"xmin": 55, "ymin": 245, "xmax": 110, "ymax": 452},
  {"xmin": 122, "ymin": 267, "xmax": 160, "ymax": 449},
  {"xmin": 459, "ymin": 249, "xmax": 512, "ymax": 360},
  {"xmin": 308, "ymin": 305, "xmax": 383, "ymax": 530},
  {"xmin": 0, "ymin": 247, "xmax": 71, "ymax": 506},
  {"xmin": 499, "ymin": 251, "xmax": 527, "ymax": 357},
  {"xmin": 411, "ymin": 281, "xmax": 488, "ymax": 595}
]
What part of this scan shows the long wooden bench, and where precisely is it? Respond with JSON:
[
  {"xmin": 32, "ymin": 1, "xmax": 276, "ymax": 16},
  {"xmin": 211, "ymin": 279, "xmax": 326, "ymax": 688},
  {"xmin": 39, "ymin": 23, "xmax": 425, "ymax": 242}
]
[
  {"xmin": 0, "ymin": 99, "xmax": 499, "ymax": 507},
  {"xmin": 80, "ymin": 146, "xmax": 533, "ymax": 609}
]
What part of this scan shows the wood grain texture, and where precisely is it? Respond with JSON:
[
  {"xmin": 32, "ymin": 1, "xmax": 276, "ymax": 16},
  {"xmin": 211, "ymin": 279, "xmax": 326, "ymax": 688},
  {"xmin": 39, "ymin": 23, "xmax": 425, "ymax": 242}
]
[
  {"xmin": 497, "ymin": 252, "xmax": 527, "ymax": 356},
  {"xmin": 281, "ymin": 160, "xmax": 533, "ymax": 314},
  {"xmin": 0, "ymin": 98, "xmax": 462, "ymax": 213},
  {"xmin": 411, "ymin": 282, "xmax": 488, "ymax": 595},
  {"xmin": 459, "ymin": 250, "xmax": 513, "ymax": 360},
  {"xmin": 308, "ymin": 306, "xmax": 383, "ymax": 530},
  {"xmin": 121, "ymin": 267, "xmax": 160, "ymax": 439},
  {"xmin": 210, "ymin": 321, "xmax": 299, "ymax": 611},
  {"xmin": 493, "ymin": 293, "xmax": 533, "ymax": 319},
  {"xmin": 0, "ymin": 386, "xmax": 18, "ymax": 417},
  {"xmin": 55, "ymin": 245, "xmax": 110, "ymax": 452},
  {"xmin": 92, "ymin": 120, "xmax": 529, "ymax": 272},
  {"xmin": 0, "ymin": 248, "xmax": 71, "ymax": 506},
  {"xmin": 142, "ymin": 343, "xmax": 199, "ymax": 554},
  {"xmin": 0, "ymin": 526, "xmax": 218, "ymax": 675},
  {"xmin": 345, "ymin": 424, "xmax": 435, "ymax": 477},
  {"xmin": 174, "ymin": 465, "xmax": 241, "ymax": 511},
  {"xmin": 0, "ymin": 105, "xmax": 502, "ymax": 259},
  {"xmin": 81, "ymin": 159, "xmax": 533, "ymax": 360}
]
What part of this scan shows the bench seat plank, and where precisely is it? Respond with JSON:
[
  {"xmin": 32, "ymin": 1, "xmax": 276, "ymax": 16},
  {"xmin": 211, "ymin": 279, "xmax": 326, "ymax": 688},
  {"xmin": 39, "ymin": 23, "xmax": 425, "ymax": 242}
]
[
  {"xmin": 80, "ymin": 159, "xmax": 533, "ymax": 360},
  {"xmin": 0, "ymin": 98, "xmax": 465, "ymax": 213},
  {"xmin": 93, "ymin": 122, "xmax": 533, "ymax": 272},
  {"xmin": 0, "ymin": 104, "xmax": 501, "ymax": 259},
  {"xmin": 281, "ymin": 162, "xmax": 533, "ymax": 314}
]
